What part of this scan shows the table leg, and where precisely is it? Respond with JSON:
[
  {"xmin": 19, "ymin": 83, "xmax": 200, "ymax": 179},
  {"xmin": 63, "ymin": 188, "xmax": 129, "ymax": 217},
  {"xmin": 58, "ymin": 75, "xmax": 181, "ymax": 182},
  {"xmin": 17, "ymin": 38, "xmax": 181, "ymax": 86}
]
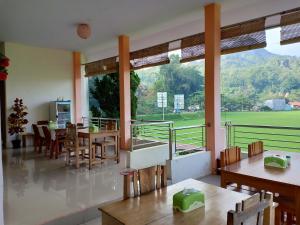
[
  {"xmin": 117, "ymin": 136, "xmax": 120, "ymax": 163},
  {"xmin": 123, "ymin": 174, "xmax": 131, "ymax": 199},
  {"xmin": 220, "ymin": 172, "xmax": 227, "ymax": 188},
  {"xmin": 22, "ymin": 135, "xmax": 26, "ymax": 147},
  {"xmin": 89, "ymin": 136, "xmax": 92, "ymax": 170}
]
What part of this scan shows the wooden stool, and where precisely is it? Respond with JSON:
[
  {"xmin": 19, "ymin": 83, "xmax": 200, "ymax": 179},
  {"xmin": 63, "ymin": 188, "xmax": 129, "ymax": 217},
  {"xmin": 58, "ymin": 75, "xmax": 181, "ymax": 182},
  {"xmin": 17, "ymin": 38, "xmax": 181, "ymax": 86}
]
[{"xmin": 22, "ymin": 133, "xmax": 34, "ymax": 147}]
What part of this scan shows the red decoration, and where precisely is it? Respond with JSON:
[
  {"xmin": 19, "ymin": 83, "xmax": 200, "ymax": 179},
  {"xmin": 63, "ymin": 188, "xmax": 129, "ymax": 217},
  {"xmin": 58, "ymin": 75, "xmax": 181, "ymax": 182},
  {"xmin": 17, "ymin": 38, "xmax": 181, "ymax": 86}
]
[
  {"xmin": 0, "ymin": 71, "xmax": 7, "ymax": 80},
  {"xmin": 0, "ymin": 58, "xmax": 10, "ymax": 67},
  {"xmin": 0, "ymin": 53, "xmax": 9, "ymax": 80}
]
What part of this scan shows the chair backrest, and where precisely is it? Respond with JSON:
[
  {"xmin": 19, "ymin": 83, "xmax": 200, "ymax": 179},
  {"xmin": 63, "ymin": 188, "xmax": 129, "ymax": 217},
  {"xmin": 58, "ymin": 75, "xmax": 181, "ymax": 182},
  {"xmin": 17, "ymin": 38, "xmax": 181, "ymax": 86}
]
[
  {"xmin": 248, "ymin": 141, "xmax": 264, "ymax": 157},
  {"xmin": 220, "ymin": 146, "xmax": 241, "ymax": 167},
  {"xmin": 227, "ymin": 191, "xmax": 273, "ymax": 225},
  {"xmin": 32, "ymin": 124, "xmax": 41, "ymax": 138},
  {"xmin": 105, "ymin": 120, "xmax": 117, "ymax": 131},
  {"xmin": 64, "ymin": 124, "xmax": 78, "ymax": 147},
  {"xmin": 37, "ymin": 120, "xmax": 49, "ymax": 125},
  {"xmin": 123, "ymin": 165, "xmax": 167, "ymax": 199},
  {"xmin": 42, "ymin": 126, "xmax": 51, "ymax": 142}
]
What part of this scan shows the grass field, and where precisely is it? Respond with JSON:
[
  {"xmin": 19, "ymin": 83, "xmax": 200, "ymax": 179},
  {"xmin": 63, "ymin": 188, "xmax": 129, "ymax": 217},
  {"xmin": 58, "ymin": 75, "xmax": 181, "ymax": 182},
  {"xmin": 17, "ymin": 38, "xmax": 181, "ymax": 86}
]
[
  {"xmin": 136, "ymin": 111, "xmax": 300, "ymax": 152},
  {"xmin": 137, "ymin": 111, "xmax": 300, "ymax": 127}
]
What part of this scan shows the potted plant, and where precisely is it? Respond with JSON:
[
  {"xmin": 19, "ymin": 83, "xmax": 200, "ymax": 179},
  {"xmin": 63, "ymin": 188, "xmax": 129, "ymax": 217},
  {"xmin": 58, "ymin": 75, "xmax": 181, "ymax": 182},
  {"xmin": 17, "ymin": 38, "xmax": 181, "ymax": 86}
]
[{"xmin": 8, "ymin": 98, "xmax": 28, "ymax": 148}]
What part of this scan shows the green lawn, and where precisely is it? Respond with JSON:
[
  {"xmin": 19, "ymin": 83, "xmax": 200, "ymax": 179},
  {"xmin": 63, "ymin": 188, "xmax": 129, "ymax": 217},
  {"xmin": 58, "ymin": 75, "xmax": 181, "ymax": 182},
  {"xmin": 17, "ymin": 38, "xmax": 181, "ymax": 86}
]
[
  {"xmin": 137, "ymin": 111, "xmax": 300, "ymax": 127},
  {"xmin": 137, "ymin": 111, "xmax": 300, "ymax": 152}
]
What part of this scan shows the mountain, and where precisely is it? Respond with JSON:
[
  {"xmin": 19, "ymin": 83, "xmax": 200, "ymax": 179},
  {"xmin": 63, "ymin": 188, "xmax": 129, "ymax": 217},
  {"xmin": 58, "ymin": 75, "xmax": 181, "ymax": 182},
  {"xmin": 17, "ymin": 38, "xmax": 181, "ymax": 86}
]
[{"xmin": 134, "ymin": 48, "xmax": 300, "ymax": 113}]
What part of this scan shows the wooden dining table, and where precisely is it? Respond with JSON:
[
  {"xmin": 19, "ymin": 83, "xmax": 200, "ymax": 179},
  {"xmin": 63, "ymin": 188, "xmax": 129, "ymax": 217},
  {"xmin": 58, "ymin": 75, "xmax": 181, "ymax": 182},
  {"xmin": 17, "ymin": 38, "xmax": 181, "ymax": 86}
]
[
  {"xmin": 78, "ymin": 129, "xmax": 120, "ymax": 169},
  {"xmin": 220, "ymin": 150, "xmax": 300, "ymax": 224},
  {"xmin": 99, "ymin": 179, "xmax": 253, "ymax": 225}
]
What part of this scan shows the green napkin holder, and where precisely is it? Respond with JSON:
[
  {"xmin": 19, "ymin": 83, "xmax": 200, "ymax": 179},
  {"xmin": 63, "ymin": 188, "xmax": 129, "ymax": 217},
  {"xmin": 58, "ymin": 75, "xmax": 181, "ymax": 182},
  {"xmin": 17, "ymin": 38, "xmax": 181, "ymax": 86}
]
[
  {"xmin": 49, "ymin": 121, "xmax": 58, "ymax": 130},
  {"xmin": 264, "ymin": 155, "xmax": 288, "ymax": 169},
  {"xmin": 89, "ymin": 125, "xmax": 99, "ymax": 133},
  {"xmin": 173, "ymin": 188, "xmax": 205, "ymax": 213}
]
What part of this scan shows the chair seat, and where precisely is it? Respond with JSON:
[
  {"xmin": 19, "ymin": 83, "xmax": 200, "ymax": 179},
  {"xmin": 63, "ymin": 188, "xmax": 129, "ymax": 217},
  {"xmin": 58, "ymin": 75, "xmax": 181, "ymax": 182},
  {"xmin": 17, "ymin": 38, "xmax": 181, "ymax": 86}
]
[{"xmin": 93, "ymin": 140, "xmax": 116, "ymax": 146}]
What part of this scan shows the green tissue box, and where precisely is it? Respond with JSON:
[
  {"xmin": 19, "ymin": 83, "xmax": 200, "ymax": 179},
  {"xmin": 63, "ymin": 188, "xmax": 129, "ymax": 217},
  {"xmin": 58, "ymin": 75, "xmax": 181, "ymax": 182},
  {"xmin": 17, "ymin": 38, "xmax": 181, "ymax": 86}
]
[
  {"xmin": 264, "ymin": 155, "xmax": 288, "ymax": 169},
  {"xmin": 173, "ymin": 188, "xmax": 205, "ymax": 213},
  {"xmin": 89, "ymin": 125, "xmax": 99, "ymax": 133}
]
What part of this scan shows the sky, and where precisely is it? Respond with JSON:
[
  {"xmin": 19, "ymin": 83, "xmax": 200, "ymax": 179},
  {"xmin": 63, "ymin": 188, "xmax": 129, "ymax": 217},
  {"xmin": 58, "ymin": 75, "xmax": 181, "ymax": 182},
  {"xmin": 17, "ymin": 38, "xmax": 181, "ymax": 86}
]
[{"xmin": 266, "ymin": 27, "xmax": 300, "ymax": 57}]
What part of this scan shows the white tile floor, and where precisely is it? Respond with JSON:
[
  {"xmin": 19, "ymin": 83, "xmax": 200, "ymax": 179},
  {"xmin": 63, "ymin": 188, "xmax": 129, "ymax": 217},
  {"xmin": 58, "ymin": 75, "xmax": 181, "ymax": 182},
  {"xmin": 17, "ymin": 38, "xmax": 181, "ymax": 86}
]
[
  {"xmin": 4, "ymin": 147, "xmax": 220, "ymax": 225},
  {"xmin": 84, "ymin": 217, "xmax": 101, "ymax": 225},
  {"xmin": 3, "ymin": 147, "xmax": 126, "ymax": 225}
]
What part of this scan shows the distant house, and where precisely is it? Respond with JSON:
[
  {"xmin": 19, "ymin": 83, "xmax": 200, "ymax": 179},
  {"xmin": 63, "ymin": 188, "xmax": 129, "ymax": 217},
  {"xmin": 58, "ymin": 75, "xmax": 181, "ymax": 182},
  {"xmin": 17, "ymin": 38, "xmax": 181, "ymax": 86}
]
[
  {"xmin": 289, "ymin": 101, "xmax": 300, "ymax": 109},
  {"xmin": 264, "ymin": 99, "xmax": 292, "ymax": 111}
]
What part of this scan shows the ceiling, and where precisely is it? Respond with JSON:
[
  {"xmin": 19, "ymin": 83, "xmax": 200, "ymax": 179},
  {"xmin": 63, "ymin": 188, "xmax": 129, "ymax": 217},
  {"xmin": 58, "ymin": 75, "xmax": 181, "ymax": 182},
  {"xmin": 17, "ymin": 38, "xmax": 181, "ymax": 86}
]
[{"xmin": 0, "ymin": 0, "xmax": 299, "ymax": 61}]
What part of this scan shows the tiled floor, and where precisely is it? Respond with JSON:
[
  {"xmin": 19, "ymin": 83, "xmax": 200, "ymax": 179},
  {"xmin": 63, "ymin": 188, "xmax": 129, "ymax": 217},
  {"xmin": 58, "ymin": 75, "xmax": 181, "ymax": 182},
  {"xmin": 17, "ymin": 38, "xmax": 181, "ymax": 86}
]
[
  {"xmin": 3, "ymin": 147, "xmax": 126, "ymax": 225},
  {"xmin": 84, "ymin": 217, "xmax": 101, "ymax": 225},
  {"xmin": 4, "ymin": 146, "xmax": 220, "ymax": 225}
]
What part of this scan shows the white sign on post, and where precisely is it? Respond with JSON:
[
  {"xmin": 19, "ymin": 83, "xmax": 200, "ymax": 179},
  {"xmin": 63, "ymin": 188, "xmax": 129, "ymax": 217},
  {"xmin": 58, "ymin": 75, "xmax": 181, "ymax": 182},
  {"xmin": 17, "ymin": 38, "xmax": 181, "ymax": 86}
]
[
  {"xmin": 157, "ymin": 92, "xmax": 167, "ymax": 120},
  {"xmin": 157, "ymin": 92, "xmax": 167, "ymax": 108},
  {"xmin": 174, "ymin": 94, "xmax": 184, "ymax": 110}
]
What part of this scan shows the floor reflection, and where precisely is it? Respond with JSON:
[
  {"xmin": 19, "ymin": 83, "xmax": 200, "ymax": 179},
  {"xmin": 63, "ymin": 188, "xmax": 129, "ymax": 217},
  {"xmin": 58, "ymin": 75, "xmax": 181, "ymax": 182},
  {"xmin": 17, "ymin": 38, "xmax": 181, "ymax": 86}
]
[{"xmin": 4, "ymin": 147, "xmax": 125, "ymax": 225}]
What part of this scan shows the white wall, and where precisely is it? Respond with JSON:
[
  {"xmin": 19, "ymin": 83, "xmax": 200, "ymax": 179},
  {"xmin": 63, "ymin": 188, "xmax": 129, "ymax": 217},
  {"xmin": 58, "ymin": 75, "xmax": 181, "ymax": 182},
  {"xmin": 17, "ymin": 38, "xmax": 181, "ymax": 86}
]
[{"xmin": 5, "ymin": 42, "xmax": 74, "ymax": 146}]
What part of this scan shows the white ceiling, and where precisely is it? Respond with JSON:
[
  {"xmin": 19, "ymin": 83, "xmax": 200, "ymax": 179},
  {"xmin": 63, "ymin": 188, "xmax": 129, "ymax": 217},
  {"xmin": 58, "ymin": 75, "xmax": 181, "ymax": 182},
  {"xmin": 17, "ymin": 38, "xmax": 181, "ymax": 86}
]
[{"xmin": 0, "ymin": 0, "xmax": 299, "ymax": 62}]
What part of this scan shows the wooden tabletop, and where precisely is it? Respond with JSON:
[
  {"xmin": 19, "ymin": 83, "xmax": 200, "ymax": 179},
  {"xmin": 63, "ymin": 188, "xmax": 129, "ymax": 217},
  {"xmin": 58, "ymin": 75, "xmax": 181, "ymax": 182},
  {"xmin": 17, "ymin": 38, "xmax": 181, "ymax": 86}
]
[
  {"xmin": 221, "ymin": 150, "xmax": 300, "ymax": 187},
  {"xmin": 99, "ymin": 179, "xmax": 249, "ymax": 225}
]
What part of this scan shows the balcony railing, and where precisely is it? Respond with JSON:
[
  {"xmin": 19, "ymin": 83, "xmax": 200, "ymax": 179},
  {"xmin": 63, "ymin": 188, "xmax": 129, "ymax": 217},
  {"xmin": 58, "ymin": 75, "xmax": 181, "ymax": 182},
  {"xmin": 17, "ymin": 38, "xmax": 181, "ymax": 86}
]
[
  {"xmin": 225, "ymin": 122, "xmax": 300, "ymax": 152},
  {"xmin": 90, "ymin": 117, "xmax": 119, "ymax": 129},
  {"xmin": 169, "ymin": 125, "xmax": 206, "ymax": 158},
  {"xmin": 130, "ymin": 120, "xmax": 174, "ymax": 151}
]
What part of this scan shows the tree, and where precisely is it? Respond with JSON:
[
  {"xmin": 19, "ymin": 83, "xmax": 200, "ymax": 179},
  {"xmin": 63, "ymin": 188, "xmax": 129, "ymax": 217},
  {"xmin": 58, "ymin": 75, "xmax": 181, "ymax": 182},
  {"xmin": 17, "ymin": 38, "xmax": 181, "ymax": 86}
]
[{"xmin": 89, "ymin": 70, "xmax": 140, "ymax": 119}]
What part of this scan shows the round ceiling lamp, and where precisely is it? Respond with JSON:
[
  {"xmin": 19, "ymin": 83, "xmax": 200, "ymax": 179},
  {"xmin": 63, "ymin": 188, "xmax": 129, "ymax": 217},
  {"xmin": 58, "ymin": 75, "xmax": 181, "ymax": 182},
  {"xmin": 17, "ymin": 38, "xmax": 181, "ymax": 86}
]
[{"xmin": 77, "ymin": 23, "xmax": 91, "ymax": 39}]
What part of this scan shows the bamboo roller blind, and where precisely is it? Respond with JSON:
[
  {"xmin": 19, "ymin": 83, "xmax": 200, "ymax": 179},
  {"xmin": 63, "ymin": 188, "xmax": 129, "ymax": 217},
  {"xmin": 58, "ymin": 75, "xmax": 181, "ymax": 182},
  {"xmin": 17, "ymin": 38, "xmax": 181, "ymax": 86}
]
[
  {"xmin": 180, "ymin": 18, "xmax": 266, "ymax": 63},
  {"xmin": 280, "ymin": 10, "xmax": 300, "ymax": 45},
  {"xmin": 85, "ymin": 18, "xmax": 267, "ymax": 76},
  {"xmin": 180, "ymin": 33, "xmax": 205, "ymax": 63},
  {"xmin": 130, "ymin": 43, "xmax": 170, "ymax": 70},
  {"xmin": 85, "ymin": 56, "xmax": 117, "ymax": 77}
]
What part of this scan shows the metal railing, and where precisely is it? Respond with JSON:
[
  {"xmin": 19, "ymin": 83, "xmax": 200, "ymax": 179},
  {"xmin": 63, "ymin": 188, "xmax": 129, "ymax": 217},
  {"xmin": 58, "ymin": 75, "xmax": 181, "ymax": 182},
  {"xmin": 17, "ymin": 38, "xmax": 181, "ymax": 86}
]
[
  {"xmin": 90, "ymin": 117, "xmax": 119, "ymax": 129},
  {"xmin": 225, "ymin": 122, "xmax": 300, "ymax": 152},
  {"xmin": 130, "ymin": 120, "xmax": 174, "ymax": 151},
  {"xmin": 169, "ymin": 125, "xmax": 206, "ymax": 159}
]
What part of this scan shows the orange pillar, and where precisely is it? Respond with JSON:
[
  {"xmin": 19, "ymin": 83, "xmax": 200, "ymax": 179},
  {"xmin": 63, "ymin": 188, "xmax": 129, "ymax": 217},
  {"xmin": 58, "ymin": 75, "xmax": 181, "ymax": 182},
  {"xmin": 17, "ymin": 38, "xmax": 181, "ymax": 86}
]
[
  {"xmin": 73, "ymin": 52, "xmax": 82, "ymax": 123},
  {"xmin": 119, "ymin": 35, "xmax": 131, "ymax": 150},
  {"xmin": 204, "ymin": 3, "xmax": 222, "ymax": 173}
]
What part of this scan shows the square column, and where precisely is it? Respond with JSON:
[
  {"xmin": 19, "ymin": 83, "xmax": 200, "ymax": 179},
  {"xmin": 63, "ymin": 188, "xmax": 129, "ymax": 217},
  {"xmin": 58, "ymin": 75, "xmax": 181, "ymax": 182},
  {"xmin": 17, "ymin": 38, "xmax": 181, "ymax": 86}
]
[
  {"xmin": 119, "ymin": 35, "xmax": 131, "ymax": 150},
  {"xmin": 73, "ymin": 52, "xmax": 82, "ymax": 123},
  {"xmin": 204, "ymin": 3, "xmax": 223, "ymax": 173}
]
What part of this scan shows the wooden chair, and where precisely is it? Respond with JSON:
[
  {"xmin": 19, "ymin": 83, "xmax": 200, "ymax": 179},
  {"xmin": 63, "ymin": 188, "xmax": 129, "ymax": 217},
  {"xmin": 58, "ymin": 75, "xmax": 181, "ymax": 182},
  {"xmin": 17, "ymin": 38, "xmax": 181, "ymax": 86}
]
[
  {"xmin": 42, "ymin": 126, "xmax": 53, "ymax": 156},
  {"xmin": 221, "ymin": 146, "xmax": 256, "ymax": 194},
  {"xmin": 123, "ymin": 165, "xmax": 167, "ymax": 199},
  {"xmin": 227, "ymin": 191, "xmax": 275, "ymax": 225},
  {"xmin": 37, "ymin": 120, "xmax": 49, "ymax": 125},
  {"xmin": 32, "ymin": 124, "xmax": 45, "ymax": 153},
  {"xmin": 274, "ymin": 196, "xmax": 296, "ymax": 225},
  {"xmin": 92, "ymin": 120, "xmax": 119, "ymax": 164},
  {"xmin": 52, "ymin": 128, "xmax": 67, "ymax": 159},
  {"xmin": 220, "ymin": 146, "xmax": 241, "ymax": 168},
  {"xmin": 63, "ymin": 124, "xmax": 90, "ymax": 169},
  {"xmin": 248, "ymin": 141, "xmax": 264, "ymax": 157}
]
